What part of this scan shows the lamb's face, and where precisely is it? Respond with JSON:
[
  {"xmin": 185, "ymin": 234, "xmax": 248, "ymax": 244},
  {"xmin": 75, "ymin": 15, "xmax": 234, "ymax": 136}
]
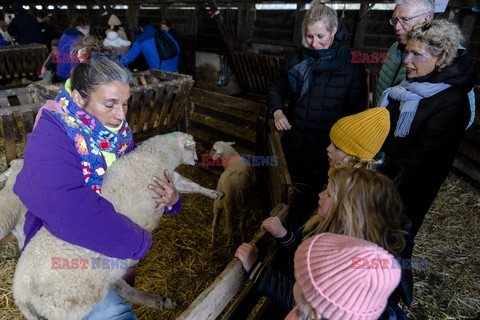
[
  {"xmin": 211, "ymin": 142, "xmax": 224, "ymax": 160},
  {"xmin": 211, "ymin": 141, "xmax": 235, "ymax": 160},
  {"xmin": 177, "ymin": 133, "xmax": 198, "ymax": 166}
]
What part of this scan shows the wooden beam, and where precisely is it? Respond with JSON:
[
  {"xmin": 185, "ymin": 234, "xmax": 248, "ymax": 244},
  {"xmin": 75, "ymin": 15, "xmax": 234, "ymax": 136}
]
[{"xmin": 353, "ymin": 2, "xmax": 370, "ymax": 50}]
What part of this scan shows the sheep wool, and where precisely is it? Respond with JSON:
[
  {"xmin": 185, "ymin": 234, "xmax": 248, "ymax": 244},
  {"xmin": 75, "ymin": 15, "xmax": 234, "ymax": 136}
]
[
  {"xmin": 212, "ymin": 141, "xmax": 256, "ymax": 244},
  {"xmin": 329, "ymin": 107, "xmax": 390, "ymax": 160},
  {"xmin": 12, "ymin": 132, "xmax": 223, "ymax": 320}
]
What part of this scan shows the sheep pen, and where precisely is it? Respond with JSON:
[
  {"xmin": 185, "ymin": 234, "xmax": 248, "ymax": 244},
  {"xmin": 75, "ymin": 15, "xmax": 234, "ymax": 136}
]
[{"xmin": 1, "ymin": 137, "xmax": 480, "ymax": 319}]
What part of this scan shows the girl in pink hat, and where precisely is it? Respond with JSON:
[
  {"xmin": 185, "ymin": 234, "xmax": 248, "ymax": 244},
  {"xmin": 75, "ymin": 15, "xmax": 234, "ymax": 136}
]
[{"xmin": 287, "ymin": 233, "xmax": 401, "ymax": 320}]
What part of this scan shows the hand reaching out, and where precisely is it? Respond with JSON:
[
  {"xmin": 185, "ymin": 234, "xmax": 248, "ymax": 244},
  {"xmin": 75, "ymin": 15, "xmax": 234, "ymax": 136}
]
[
  {"xmin": 235, "ymin": 243, "xmax": 259, "ymax": 272},
  {"xmin": 148, "ymin": 169, "xmax": 180, "ymax": 212},
  {"xmin": 262, "ymin": 217, "xmax": 287, "ymax": 238},
  {"xmin": 273, "ymin": 110, "xmax": 292, "ymax": 131}
]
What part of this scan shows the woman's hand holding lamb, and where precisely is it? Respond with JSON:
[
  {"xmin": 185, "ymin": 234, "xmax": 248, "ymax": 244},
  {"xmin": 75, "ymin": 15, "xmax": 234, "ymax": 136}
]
[
  {"xmin": 262, "ymin": 216, "xmax": 287, "ymax": 238},
  {"xmin": 149, "ymin": 169, "xmax": 180, "ymax": 212},
  {"xmin": 235, "ymin": 243, "xmax": 258, "ymax": 272},
  {"xmin": 273, "ymin": 110, "xmax": 292, "ymax": 131}
]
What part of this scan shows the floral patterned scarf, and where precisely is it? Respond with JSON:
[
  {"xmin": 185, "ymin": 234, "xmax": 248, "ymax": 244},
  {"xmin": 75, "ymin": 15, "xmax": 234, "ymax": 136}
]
[{"xmin": 52, "ymin": 88, "xmax": 133, "ymax": 195}]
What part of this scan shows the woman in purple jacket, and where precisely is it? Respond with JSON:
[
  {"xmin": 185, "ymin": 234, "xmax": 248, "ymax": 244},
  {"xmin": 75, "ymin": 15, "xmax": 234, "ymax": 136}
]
[{"xmin": 14, "ymin": 41, "xmax": 180, "ymax": 319}]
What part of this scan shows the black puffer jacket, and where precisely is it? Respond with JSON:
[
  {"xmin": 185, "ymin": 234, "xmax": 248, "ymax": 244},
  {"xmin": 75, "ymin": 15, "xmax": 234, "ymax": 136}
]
[
  {"xmin": 381, "ymin": 48, "xmax": 476, "ymax": 238},
  {"xmin": 7, "ymin": 9, "xmax": 43, "ymax": 45},
  {"xmin": 267, "ymin": 44, "xmax": 366, "ymax": 185}
]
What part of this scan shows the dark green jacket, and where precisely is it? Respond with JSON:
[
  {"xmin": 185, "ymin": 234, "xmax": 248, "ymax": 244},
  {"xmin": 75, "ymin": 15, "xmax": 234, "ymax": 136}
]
[{"xmin": 375, "ymin": 42, "xmax": 406, "ymax": 106}]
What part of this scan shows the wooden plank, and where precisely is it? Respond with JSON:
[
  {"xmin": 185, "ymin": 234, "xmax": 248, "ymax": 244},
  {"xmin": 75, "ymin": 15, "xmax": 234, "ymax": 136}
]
[
  {"xmin": 188, "ymin": 119, "xmax": 256, "ymax": 151},
  {"xmin": 147, "ymin": 85, "xmax": 166, "ymax": 130},
  {"xmin": 192, "ymin": 104, "xmax": 257, "ymax": 129},
  {"xmin": 177, "ymin": 204, "xmax": 289, "ymax": 320},
  {"xmin": 453, "ymin": 154, "xmax": 480, "ymax": 183},
  {"xmin": 1, "ymin": 112, "xmax": 17, "ymax": 165},
  {"xmin": 190, "ymin": 87, "xmax": 263, "ymax": 113}
]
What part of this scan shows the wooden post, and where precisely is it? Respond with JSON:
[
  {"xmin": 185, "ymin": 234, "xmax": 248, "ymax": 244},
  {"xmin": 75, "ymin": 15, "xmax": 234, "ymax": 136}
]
[
  {"xmin": 293, "ymin": 2, "xmax": 306, "ymax": 47},
  {"xmin": 353, "ymin": 2, "xmax": 370, "ymax": 50},
  {"xmin": 236, "ymin": 4, "xmax": 247, "ymax": 51},
  {"xmin": 195, "ymin": 4, "xmax": 204, "ymax": 49},
  {"xmin": 245, "ymin": 3, "xmax": 256, "ymax": 45},
  {"xmin": 126, "ymin": 4, "xmax": 139, "ymax": 41}
]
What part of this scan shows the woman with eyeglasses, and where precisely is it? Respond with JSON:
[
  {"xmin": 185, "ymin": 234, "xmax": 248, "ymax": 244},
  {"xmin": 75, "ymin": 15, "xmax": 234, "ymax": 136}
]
[
  {"xmin": 378, "ymin": 19, "xmax": 476, "ymax": 301},
  {"xmin": 267, "ymin": 0, "xmax": 367, "ymax": 227}
]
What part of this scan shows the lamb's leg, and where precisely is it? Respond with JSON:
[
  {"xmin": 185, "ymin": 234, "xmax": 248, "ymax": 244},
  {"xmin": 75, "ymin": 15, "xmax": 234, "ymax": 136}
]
[
  {"xmin": 172, "ymin": 171, "xmax": 223, "ymax": 199},
  {"xmin": 114, "ymin": 278, "xmax": 177, "ymax": 310},
  {"xmin": 212, "ymin": 199, "xmax": 223, "ymax": 245}
]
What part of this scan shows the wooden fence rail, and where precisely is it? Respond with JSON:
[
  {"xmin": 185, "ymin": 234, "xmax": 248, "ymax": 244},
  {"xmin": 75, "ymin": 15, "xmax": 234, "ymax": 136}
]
[{"xmin": 0, "ymin": 70, "xmax": 193, "ymax": 165}]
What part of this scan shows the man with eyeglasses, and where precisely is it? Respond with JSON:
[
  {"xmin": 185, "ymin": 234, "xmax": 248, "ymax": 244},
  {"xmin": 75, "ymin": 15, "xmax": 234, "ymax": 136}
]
[{"xmin": 375, "ymin": 0, "xmax": 433, "ymax": 105}]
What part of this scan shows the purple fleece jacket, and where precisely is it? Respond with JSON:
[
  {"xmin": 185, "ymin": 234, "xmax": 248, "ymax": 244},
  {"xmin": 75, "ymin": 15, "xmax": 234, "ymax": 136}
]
[{"xmin": 13, "ymin": 109, "xmax": 152, "ymax": 260}]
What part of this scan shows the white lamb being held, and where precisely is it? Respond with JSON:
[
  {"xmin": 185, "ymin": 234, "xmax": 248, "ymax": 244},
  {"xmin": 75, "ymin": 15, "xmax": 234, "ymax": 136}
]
[
  {"xmin": 13, "ymin": 132, "xmax": 223, "ymax": 320},
  {"xmin": 211, "ymin": 141, "xmax": 256, "ymax": 245}
]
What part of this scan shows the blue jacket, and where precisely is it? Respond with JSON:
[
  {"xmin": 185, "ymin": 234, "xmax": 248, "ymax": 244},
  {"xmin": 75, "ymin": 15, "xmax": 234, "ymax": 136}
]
[
  {"xmin": 120, "ymin": 24, "xmax": 180, "ymax": 72},
  {"xmin": 56, "ymin": 27, "xmax": 83, "ymax": 80}
]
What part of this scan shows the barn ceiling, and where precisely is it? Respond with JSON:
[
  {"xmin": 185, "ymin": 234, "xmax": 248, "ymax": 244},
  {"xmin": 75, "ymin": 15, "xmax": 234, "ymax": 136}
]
[{"xmin": 0, "ymin": 0, "xmax": 476, "ymax": 9}]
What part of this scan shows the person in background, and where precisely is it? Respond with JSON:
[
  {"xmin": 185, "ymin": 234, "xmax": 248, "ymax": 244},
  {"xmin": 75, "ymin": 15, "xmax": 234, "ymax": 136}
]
[
  {"xmin": 106, "ymin": 14, "xmax": 128, "ymax": 42},
  {"xmin": 285, "ymin": 233, "xmax": 402, "ymax": 320},
  {"xmin": 14, "ymin": 37, "xmax": 181, "ymax": 318},
  {"xmin": 378, "ymin": 19, "xmax": 476, "ymax": 305},
  {"xmin": 5, "ymin": 3, "xmax": 43, "ymax": 45},
  {"xmin": 35, "ymin": 11, "xmax": 53, "ymax": 51},
  {"xmin": 103, "ymin": 30, "xmax": 131, "ymax": 55},
  {"xmin": 0, "ymin": 19, "xmax": 13, "ymax": 44},
  {"xmin": 54, "ymin": 14, "xmax": 90, "ymax": 82},
  {"xmin": 161, "ymin": 19, "xmax": 180, "ymax": 44},
  {"xmin": 120, "ymin": 17, "xmax": 180, "ymax": 72},
  {"xmin": 0, "ymin": 28, "xmax": 9, "ymax": 45},
  {"xmin": 268, "ymin": 0, "xmax": 366, "ymax": 228}
]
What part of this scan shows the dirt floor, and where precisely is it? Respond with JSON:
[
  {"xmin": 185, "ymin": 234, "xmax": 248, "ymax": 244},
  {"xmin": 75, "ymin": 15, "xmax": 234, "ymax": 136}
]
[{"xmin": 0, "ymin": 138, "xmax": 479, "ymax": 319}]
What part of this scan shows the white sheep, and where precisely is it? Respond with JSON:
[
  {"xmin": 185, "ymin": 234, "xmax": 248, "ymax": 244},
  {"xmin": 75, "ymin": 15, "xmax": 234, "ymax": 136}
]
[
  {"xmin": 0, "ymin": 159, "xmax": 27, "ymax": 249},
  {"xmin": 211, "ymin": 141, "xmax": 256, "ymax": 245},
  {"xmin": 12, "ymin": 132, "xmax": 223, "ymax": 320}
]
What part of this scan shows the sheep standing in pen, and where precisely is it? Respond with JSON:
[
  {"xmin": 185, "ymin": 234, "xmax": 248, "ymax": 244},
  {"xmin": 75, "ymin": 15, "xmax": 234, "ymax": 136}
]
[
  {"xmin": 12, "ymin": 132, "xmax": 223, "ymax": 320},
  {"xmin": 0, "ymin": 159, "xmax": 26, "ymax": 248},
  {"xmin": 211, "ymin": 141, "xmax": 256, "ymax": 245}
]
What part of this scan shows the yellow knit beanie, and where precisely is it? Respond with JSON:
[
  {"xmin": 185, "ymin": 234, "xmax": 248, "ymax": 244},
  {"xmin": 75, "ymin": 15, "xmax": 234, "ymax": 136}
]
[{"xmin": 329, "ymin": 107, "xmax": 390, "ymax": 160}]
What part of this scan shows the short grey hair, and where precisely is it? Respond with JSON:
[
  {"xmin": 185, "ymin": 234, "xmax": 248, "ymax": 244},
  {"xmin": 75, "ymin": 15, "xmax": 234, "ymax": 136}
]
[
  {"xmin": 70, "ymin": 60, "xmax": 132, "ymax": 107},
  {"xmin": 407, "ymin": 19, "xmax": 463, "ymax": 70},
  {"xmin": 395, "ymin": 0, "xmax": 435, "ymax": 17},
  {"xmin": 301, "ymin": 1, "xmax": 338, "ymax": 47}
]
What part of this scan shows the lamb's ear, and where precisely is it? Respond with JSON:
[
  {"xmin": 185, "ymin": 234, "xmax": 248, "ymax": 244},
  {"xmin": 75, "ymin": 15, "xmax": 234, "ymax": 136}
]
[
  {"xmin": 227, "ymin": 142, "xmax": 235, "ymax": 146},
  {"xmin": 184, "ymin": 140, "xmax": 196, "ymax": 149}
]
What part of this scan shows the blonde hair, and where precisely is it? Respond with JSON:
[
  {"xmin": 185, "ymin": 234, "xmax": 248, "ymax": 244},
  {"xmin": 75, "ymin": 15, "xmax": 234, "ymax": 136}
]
[
  {"xmin": 301, "ymin": 1, "xmax": 338, "ymax": 47},
  {"xmin": 304, "ymin": 166, "xmax": 406, "ymax": 256},
  {"xmin": 407, "ymin": 19, "xmax": 463, "ymax": 71},
  {"xmin": 293, "ymin": 283, "xmax": 322, "ymax": 320}
]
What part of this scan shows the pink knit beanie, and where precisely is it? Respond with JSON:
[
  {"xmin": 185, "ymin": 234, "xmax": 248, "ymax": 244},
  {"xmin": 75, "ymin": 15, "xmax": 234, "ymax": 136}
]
[{"xmin": 294, "ymin": 233, "xmax": 401, "ymax": 320}]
